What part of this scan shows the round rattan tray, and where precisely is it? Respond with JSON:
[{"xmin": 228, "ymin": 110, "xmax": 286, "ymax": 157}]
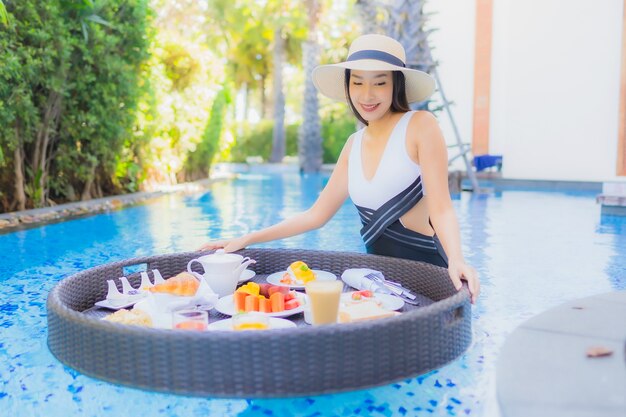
[{"xmin": 47, "ymin": 248, "xmax": 472, "ymax": 398}]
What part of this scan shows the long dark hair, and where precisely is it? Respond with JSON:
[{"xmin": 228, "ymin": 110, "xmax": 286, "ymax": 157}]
[{"xmin": 344, "ymin": 69, "xmax": 410, "ymax": 126}]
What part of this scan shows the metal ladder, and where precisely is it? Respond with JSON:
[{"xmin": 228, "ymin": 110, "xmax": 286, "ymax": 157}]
[{"xmin": 425, "ymin": 42, "xmax": 480, "ymax": 192}]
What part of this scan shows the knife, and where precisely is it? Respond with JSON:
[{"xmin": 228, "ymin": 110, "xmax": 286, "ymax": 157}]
[{"xmin": 365, "ymin": 273, "xmax": 420, "ymax": 306}]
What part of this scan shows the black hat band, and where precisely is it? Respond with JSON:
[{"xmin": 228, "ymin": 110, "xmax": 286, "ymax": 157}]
[{"xmin": 346, "ymin": 50, "xmax": 406, "ymax": 67}]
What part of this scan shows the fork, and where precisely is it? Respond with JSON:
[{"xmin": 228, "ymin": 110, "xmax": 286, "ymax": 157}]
[{"xmin": 365, "ymin": 273, "xmax": 420, "ymax": 306}]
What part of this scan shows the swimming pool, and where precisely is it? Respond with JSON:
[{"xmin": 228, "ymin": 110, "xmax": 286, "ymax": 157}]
[{"xmin": 1, "ymin": 172, "xmax": 624, "ymax": 416}]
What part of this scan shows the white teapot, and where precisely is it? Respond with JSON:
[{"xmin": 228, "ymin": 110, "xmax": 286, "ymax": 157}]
[{"xmin": 187, "ymin": 250, "xmax": 256, "ymax": 297}]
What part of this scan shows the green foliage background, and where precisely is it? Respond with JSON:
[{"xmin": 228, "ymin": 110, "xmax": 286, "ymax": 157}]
[
  {"xmin": 0, "ymin": 0, "xmax": 155, "ymax": 208},
  {"xmin": 0, "ymin": 0, "xmax": 358, "ymax": 213},
  {"xmin": 227, "ymin": 110, "xmax": 355, "ymax": 164}
]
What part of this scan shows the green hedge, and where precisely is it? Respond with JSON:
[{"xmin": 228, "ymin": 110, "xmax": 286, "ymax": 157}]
[
  {"xmin": 227, "ymin": 112, "xmax": 356, "ymax": 164},
  {"xmin": 0, "ymin": 0, "xmax": 152, "ymax": 210},
  {"xmin": 227, "ymin": 120, "xmax": 299, "ymax": 163}
]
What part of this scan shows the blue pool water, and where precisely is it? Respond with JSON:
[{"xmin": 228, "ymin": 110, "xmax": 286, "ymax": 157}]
[{"xmin": 1, "ymin": 172, "xmax": 625, "ymax": 417}]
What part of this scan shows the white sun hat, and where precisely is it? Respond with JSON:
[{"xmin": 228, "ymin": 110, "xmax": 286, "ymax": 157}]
[{"xmin": 312, "ymin": 34, "xmax": 435, "ymax": 103}]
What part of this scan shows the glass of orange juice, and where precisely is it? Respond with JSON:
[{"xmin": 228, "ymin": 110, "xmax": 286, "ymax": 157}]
[
  {"xmin": 172, "ymin": 309, "xmax": 208, "ymax": 331},
  {"xmin": 305, "ymin": 280, "xmax": 343, "ymax": 325},
  {"xmin": 232, "ymin": 312, "xmax": 270, "ymax": 331}
]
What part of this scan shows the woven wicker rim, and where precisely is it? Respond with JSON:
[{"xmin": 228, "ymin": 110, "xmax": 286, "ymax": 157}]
[{"xmin": 47, "ymin": 248, "xmax": 471, "ymax": 397}]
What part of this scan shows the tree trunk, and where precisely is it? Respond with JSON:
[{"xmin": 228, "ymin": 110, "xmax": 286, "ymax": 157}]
[
  {"xmin": 356, "ymin": 0, "xmax": 382, "ymax": 34},
  {"xmin": 243, "ymin": 82, "xmax": 250, "ymax": 121},
  {"xmin": 385, "ymin": 0, "xmax": 434, "ymax": 111},
  {"xmin": 13, "ymin": 125, "xmax": 27, "ymax": 212},
  {"xmin": 299, "ymin": 1, "xmax": 323, "ymax": 173},
  {"xmin": 94, "ymin": 178, "xmax": 103, "ymax": 199},
  {"xmin": 81, "ymin": 163, "xmax": 97, "ymax": 201},
  {"xmin": 260, "ymin": 75, "xmax": 266, "ymax": 119},
  {"xmin": 386, "ymin": 0, "xmax": 433, "ymax": 73},
  {"xmin": 299, "ymin": 41, "xmax": 323, "ymax": 173},
  {"xmin": 33, "ymin": 90, "xmax": 63, "ymax": 207},
  {"xmin": 270, "ymin": 28, "xmax": 286, "ymax": 163}
]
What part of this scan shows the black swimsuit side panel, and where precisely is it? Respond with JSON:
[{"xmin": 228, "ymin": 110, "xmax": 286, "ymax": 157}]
[{"xmin": 366, "ymin": 220, "xmax": 449, "ymax": 267}]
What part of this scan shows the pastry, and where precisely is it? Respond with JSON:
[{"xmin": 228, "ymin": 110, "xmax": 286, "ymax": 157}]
[
  {"xmin": 148, "ymin": 271, "xmax": 199, "ymax": 296},
  {"xmin": 103, "ymin": 308, "xmax": 152, "ymax": 327},
  {"xmin": 338, "ymin": 300, "xmax": 397, "ymax": 323}
]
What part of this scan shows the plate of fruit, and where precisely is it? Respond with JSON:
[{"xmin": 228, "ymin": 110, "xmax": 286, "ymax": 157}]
[
  {"xmin": 266, "ymin": 261, "xmax": 337, "ymax": 289},
  {"xmin": 214, "ymin": 282, "xmax": 305, "ymax": 317}
]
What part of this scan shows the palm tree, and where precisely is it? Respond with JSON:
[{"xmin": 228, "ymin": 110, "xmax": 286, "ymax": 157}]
[
  {"xmin": 298, "ymin": 0, "xmax": 323, "ymax": 173},
  {"xmin": 355, "ymin": 0, "xmax": 383, "ymax": 34},
  {"xmin": 270, "ymin": 26, "xmax": 286, "ymax": 163},
  {"xmin": 385, "ymin": 0, "xmax": 480, "ymax": 190},
  {"xmin": 385, "ymin": 0, "xmax": 435, "ymax": 81}
]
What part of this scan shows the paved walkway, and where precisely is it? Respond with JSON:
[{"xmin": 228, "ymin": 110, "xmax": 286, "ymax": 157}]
[{"xmin": 497, "ymin": 290, "xmax": 626, "ymax": 417}]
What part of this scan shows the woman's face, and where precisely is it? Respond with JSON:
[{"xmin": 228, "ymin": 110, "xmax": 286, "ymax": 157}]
[{"xmin": 348, "ymin": 70, "xmax": 394, "ymax": 122}]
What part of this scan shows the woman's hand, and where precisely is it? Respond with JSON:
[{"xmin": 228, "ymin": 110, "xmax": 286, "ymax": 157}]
[
  {"xmin": 448, "ymin": 261, "xmax": 480, "ymax": 304},
  {"xmin": 197, "ymin": 236, "xmax": 249, "ymax": 253}
]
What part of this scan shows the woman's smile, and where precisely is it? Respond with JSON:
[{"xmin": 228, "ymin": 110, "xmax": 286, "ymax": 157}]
[
  {"xmin": 359, "ymin": 103, "xmax": 381, "ymax": 112},
  {"xmin": 349, "ymin": 70, "xmax": 394, "ymax": 122}
]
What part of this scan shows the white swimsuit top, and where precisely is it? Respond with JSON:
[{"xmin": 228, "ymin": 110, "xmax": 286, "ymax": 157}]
[{"xmin": 348, "ymin": 111, "xmax": 423, "ymax": 210}]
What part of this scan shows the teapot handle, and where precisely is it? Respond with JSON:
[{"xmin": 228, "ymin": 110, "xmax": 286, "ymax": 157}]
[{"xmin": 187, "ymin": 259, "xmax": 204, "ymax": 275}]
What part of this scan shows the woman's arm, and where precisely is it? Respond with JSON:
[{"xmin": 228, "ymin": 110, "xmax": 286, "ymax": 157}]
[
  {"xmin": 410, "ymin": 112, "xmax": 480, "ymax": 303},
  {"xmin": 199, "ymin": 135, "xmax": 354, "ymax": 253}
]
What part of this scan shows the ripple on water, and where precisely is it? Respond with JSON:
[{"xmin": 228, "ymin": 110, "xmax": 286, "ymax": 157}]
[{"xmin": 0, "ymin": 176, "xmax": 625, "ymax": 417}]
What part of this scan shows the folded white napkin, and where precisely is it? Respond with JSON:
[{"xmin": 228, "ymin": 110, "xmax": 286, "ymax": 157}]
[{"xmin": 341, "ymin": 268, "xmax": 389, "ymax": 293}]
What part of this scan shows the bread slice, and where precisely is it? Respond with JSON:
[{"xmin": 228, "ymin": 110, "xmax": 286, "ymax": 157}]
[{"xmin": 338, "ymin": 300, "xmax": 397, "ymax": 323}]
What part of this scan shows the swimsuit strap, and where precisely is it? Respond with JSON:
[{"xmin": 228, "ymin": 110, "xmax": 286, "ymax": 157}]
[{"xmin": 356, "ymin": 175, "xmax": 424, "ymax": 248}]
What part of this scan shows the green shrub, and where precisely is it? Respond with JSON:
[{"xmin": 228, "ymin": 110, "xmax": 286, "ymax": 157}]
[
  {"xmin": 228, "ymin": 120, "xmax": 299, "ymax": 163},
  {"xmin": 227, "ymin": 111, "xmax": 356, "ymax": 164},
  {"xmin": 185, "ymin": 85, "xmax": 232, "ymax": 180},
  {"xmin": 321, "ymin": 111, "xmax": 356, "ymax": 163},
  {"xmin": 0, "ymin": 0, "xmax": 152, "ymax": 210}
]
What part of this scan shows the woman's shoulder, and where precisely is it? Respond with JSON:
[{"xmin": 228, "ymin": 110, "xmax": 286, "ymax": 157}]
[
  {"xmin": 407, "ymin": 110, "xmax": 441, "ymax": 139},
  {"xmin": 337, "ymin": 131, "xmax": 359, "ymax": 163},
  {"xmin": 345, "ymin": 131, "xmax": 359, "ymax": 152},
  {"xmin": 407, "ymin": 110, "xmax": 438, "ymax": 126}
]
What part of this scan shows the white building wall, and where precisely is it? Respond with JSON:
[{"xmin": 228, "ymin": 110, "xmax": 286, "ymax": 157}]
[{"xmin": 429, "ymin": 0, "xmax": 624, "ymax": 182}]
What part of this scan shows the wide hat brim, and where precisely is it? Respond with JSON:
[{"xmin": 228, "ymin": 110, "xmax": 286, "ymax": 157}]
[{"xmin": 312, "ymin": 60, "xmax": 436, "ymax": 103}]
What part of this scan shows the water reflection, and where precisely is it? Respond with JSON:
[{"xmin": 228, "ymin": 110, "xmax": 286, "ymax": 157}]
[{"xmin": 598, "ymin": 214, "xmax": 626, "ymax": 290}]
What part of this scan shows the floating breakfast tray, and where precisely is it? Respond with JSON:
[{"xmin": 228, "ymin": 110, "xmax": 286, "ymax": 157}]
[{"xmin": 46, "ymin": 248, "xmax": 471, "ymax": 398}]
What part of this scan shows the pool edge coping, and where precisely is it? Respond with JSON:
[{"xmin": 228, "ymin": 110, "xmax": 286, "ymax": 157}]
[{"xmin": 0, "ymin": 174, "xmax": 235, "ymax": 232}]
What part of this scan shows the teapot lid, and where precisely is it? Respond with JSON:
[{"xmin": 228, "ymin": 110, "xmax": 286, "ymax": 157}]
[{"xmin": 204, "ymin": 249, "xmax": 242, "ymax": 263}]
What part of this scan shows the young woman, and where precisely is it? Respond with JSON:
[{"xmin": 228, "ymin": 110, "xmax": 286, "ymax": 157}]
[{"xmin": 200, "ymin": 34, "xmax": 480, "ymax": 303}]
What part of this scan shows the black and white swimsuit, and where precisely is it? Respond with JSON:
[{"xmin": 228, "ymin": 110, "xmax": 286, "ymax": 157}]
[{"xmin": 348, "ymin": 111, "xmax": 448, "ymax": 267}]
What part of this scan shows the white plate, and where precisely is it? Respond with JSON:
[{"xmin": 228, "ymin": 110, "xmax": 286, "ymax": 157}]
[
  {"xmin": 266, "ymin": 270, "xmax": 337, "ymax": 289},
  {"xmin": 214, "ymin": 292, "xmax": 305, "ymax": 317},
  {"xmin": 132, "ymin": 299, "xmax": 172, "ymax": 329},
  {"xmin": 238, "ymin": 269, "xmax": 256, "ymax": 283},
  {"xmin": 95, "ymin": 294, "xmax": 147, "ymax": 310},
  {"xmin": 207, "ymin": 317, "xmax": 296, "ymax": 331},
  {"xmin": 340, "ymin": 291, "xmax": 404, "ymax": 311}
]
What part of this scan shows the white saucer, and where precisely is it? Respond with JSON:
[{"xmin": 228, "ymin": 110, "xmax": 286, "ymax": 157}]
[
  {"xmin": 238, "ymin": 269, "xmax": 256, "ymax": 283},
  {"xmin": 207, "ymin": 317, "xmax": 296, "ymax": 331},
  {"xmin": 133, "ymin": 299, "xmax": 172, "ymax": 329},
  {"xmin": 95, "ymin": 294, "xmax": 147, "ymax": 310}
]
